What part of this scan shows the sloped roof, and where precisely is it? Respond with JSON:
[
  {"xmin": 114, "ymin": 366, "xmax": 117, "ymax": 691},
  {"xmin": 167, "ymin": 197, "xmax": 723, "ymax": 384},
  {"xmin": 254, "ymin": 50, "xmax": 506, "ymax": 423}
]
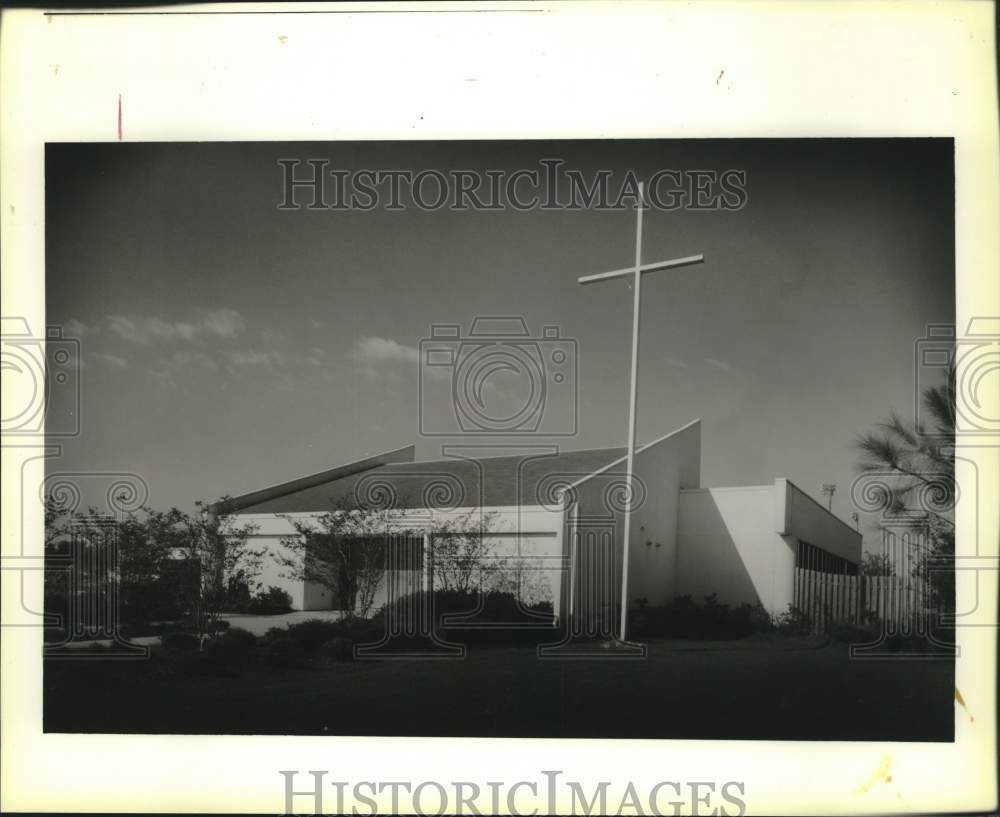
[{"xmin": 235, "ymin": 447, "xmax": 626, "ymax": 514}]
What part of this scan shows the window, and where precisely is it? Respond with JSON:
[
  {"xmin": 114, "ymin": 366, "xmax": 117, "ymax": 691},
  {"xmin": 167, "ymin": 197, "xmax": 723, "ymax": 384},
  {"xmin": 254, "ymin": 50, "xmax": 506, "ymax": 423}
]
[{"xmin": 796, "ymin": 540, "xmax": 857, "ymax": 575}]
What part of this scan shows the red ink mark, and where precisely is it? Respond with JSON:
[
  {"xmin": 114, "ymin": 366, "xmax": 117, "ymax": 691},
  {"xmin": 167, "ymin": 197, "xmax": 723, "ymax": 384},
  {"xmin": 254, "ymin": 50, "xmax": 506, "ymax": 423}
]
[{"xmin": 117, "ymin": 94, "xmax": 122, "ymax": 141}]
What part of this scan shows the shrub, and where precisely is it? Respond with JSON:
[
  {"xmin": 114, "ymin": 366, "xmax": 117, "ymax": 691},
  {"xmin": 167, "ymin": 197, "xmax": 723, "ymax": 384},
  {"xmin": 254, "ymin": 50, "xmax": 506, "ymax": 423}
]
[
  {"xmin": 628, "ymin": 594, "xmax": 759, "ymax": 640},
  {"xmin": 260, "ymin": 635, "xmax": 309, "ymax": 668},
  {"xmin": 271, "ymin": 619, "xmax": 344, "ymax": 651},
  {"xmin": 201, "ymin": 627, "xmax": 257, "ymax": 675},
  {"xmin": 740, "ymin": 602, "xmax": 775, "ymax": 633},
  {"xmin": 246, "ymin": 585, "xmax": 293, "ymax": 615},
  {"xmin": 828, "ymin": 620, "xmax": 879, "ymax": 644},
  {"xmin": 319, "ymin": 636, "xmax": 355, "ymax": 663},
  {"xmin": 160, "ymin": 632, "xmax": 201, "ymax": 652},
  {"xmin": 378, "ymin": 590, "xmax": 555, "ymax": 629},
  {"xmin": 371, "ymin": 590, "xmax": 557, "ymax": 648},
  {"xmin": 161, "ymin": 648, "xmax": 206, "ymax": 677},
  {"xmin": 773, "ymin": 605, "xmax": 812, "ymax": 636}
]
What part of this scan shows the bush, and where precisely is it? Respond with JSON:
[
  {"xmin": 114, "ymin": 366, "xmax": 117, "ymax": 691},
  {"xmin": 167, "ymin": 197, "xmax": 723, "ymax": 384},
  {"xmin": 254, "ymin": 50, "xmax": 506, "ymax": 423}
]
[
  {"xmin": 225, "ymin": 584, "xmax": 294, "ymax": 615},
  {"xmin": 378, "ymin": 590, "xmax": 555, "ymax": 628},
  {"xmin": 269, "ymin": 619, "xmax": 344, "ymax": 651},
  {"xmin": 371, "ymin": 590, "xmax": 558, "ymax": 648},
  {"xmin": 828, "ymin": 620, "xmax": 879, "ymax": 644},
  {"xmin": 267, "ymin": 616, "xmax": 380, "ymax": 650},
  {"xmin": 160, "ymin": 632, "xmax": 201, "ymax": 652},
  {"xmin": 773, "ymin": 605, "xmax": 812, "ymax": 636},
  {"xmin": 629, "ymin": 594, "xmax": 762, "ymax": 640},
  {"xmin": 201, "ymin": 627, "xmax": 257, "ymax": 675},
  {"xmin": 246, "ymin": 585, "xmax": 293, "ymax": 615},
  {"xmin": 319, "ymin": 636, "xmax": 355, "ymax": 663},
  {"xmin": 260, "ymin": 635, "xmax": 309, "ymax": 668},
  {"xmin": 741, "ymin": 602, "xmax": 775, "ymax": 633}
]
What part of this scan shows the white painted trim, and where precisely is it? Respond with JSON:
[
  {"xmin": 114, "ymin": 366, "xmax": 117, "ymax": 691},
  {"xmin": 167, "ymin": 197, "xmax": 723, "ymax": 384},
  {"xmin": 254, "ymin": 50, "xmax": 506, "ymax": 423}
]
[{"xmin": 680, "ymin": 485, "xmax": 771, "ymax": 494}]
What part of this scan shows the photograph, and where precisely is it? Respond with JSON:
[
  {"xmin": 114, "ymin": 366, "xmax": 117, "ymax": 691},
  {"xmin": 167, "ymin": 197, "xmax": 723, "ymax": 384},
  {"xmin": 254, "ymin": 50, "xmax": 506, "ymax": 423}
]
[
  {"xmin": 38, "ymin": 138, "xmax": 959, "ymax": 741},
  {"xmin": 2, "ymin": 3, "xmax": 996, "ymax": 814}
]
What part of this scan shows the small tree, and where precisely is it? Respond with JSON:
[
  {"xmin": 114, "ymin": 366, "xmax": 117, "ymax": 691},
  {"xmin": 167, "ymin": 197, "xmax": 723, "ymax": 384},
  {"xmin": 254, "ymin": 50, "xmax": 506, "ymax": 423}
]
[
  {"xmin": 277, "ymin": 502, "xmax": 414, "ymax": 619},
  {"xmin": 860, "ymin": 551, "xmax": 895, "ymax": 577},
  {"xmin": 431, "ymin": 510, "xmax": 506, "ymax": 594},
  {"xmin": 42, "ymin": 496, "xmax": 261, "ymax": 639},
  {"xmin": 186, "ymin": 498, "xmax": 263, "ymax": 637}
]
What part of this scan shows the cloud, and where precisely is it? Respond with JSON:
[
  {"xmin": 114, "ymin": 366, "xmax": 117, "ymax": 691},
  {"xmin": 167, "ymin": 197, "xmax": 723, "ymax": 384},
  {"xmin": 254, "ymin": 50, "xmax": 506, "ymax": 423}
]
[
  {"xmin": 304, "ymin": 346, "xmax": 329, "ymax": 367},
  {"xmin": 351, "ymin": 336, "xmax": 420, "ymax": 365},
  {"xmin": 107, "ymin": 308, "xmax": 246, "ymax": 345},
  {"xmin": 99, "ymin": 354, "xmax": 129, "ymax": 369},
  {"xmin": 228, "ymin": 349, "xmax": 284, "ymax": 368},
  {"xmin": 171, "ymin": 350, "xmax": 219, "ymax": 372},
  {"xmin": 664, "ymin": 357, "xmax": 688, "ymax": 369},
  {"xmin": 63, "ymin": 318, "xmax": 90, "ymax": 338},
  {"xmin": 203, "ymin": 308, "xmax": 246, "ymax": 339},
  {"xmin": 260, "ymin": 327, "xmax": 287, "ymax": 345},
  {"xmin": 704, "ymin": 357, "xmax": 733, "ymax": 372},
  {"xmin": 348, "ymin": 336, "xmax": 427, "ymax": 385},
  {"xmin": 146, "ymin": 349, "xmax": 220, "ymax": 387}
]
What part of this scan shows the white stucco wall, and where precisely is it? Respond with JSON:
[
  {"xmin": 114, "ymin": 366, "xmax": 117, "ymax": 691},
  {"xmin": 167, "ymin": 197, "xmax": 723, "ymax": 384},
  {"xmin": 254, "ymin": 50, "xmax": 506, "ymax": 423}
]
[
  {"xmin": 628, "ymin": 419, "xmax": 701, "ymax": 606},
  {"xmin": 677, "ymin": 485, "xmax": 794, "ymax": 613},
  {"xmin": 229, "ymin": 505, "xmax": 566, "ymax": 615},
  {"xmin": 565, "ymin": 419, "xmax": 702, "ymax": 619},
  {"xmin": 677, "ymin": 479, "xmax": 863, "ymax": 614}
]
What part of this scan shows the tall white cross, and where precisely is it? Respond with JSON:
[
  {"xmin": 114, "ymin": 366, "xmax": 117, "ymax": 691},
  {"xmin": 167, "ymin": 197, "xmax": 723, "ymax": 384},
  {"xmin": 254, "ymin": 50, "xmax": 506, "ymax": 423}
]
[{"xmin": 578, "ymin": 182, "xmax": 704, "ymax": 642}]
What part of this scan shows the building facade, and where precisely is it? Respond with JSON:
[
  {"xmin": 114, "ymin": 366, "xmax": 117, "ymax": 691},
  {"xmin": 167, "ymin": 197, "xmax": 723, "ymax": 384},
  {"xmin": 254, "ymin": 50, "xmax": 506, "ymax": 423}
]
[{"xmin": 222, "ymin": 419, "xmax": 862, "ymax": 625}]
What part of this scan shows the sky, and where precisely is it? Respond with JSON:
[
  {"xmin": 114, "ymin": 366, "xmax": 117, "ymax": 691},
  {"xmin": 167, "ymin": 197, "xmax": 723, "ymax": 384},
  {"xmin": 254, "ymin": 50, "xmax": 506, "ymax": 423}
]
[{"xmin": 44, "ymin": 139, "xmax": 954, "ymax": 550}]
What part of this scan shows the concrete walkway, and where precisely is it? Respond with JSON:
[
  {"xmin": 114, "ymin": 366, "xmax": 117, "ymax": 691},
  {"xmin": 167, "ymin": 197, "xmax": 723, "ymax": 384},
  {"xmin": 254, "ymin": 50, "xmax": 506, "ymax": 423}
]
[{"xmin": 219, "ymin": 610, "xmax": 344, "ymax": 636}]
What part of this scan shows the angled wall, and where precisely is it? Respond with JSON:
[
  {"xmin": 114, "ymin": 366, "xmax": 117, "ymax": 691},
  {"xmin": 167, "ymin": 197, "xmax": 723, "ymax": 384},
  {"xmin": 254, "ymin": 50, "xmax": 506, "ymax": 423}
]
[
  {"xmin": 677, "ymin": 479, "xmax": 863, "ymax": 615},
  {"xmin": 777, "ymin": 479, "xmax": 863, "ymax": 565},
  {"xmin": 564, "ymin": 419, "xmax": 702, "ymax": 622},
  {"xmin": 677, "ymin": 485, "xmax": 792, "ymax": 612}
]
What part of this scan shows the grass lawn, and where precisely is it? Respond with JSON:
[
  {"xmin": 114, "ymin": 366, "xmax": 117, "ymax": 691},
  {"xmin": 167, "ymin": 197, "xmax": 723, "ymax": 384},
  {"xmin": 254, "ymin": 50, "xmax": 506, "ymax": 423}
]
[{"xmin": 44, "ymin": 638, "xmax": 954, "ymax": 740}]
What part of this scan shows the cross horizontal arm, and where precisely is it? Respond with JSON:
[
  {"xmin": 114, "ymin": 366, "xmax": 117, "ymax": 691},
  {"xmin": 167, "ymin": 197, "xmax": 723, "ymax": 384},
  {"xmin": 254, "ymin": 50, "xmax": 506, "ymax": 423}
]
[{"xmin": 577, "ymin": 253, "xmax": 704, "ymax": 285}]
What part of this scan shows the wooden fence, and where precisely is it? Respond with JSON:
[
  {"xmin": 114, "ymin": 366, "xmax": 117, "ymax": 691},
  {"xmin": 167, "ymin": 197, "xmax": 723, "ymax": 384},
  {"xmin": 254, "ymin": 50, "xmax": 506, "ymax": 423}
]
[{"xmin": 792, "ymin": 568, "xmax": 930, "ymax": 632}]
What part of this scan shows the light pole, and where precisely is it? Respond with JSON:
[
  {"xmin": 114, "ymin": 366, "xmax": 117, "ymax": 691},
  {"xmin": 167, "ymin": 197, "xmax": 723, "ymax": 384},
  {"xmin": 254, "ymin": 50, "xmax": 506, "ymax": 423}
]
[
  {"xmin": 821, "ymin": 483, "xmax": 837, "ymax": 512},
  {"xmin": 577, "ymin": 182, "xmax": 704, "ymax": 642}
]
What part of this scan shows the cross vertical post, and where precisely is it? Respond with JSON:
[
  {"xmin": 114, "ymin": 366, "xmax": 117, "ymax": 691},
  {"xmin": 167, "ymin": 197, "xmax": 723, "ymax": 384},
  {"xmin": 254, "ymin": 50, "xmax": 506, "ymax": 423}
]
[
  {"xmin": 620, "ymin": 182, "xmax": 644, "ymax": 642},
  {"xmin": 577, "ymin": 182, "xmax": 705, "ymax": 643}
]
